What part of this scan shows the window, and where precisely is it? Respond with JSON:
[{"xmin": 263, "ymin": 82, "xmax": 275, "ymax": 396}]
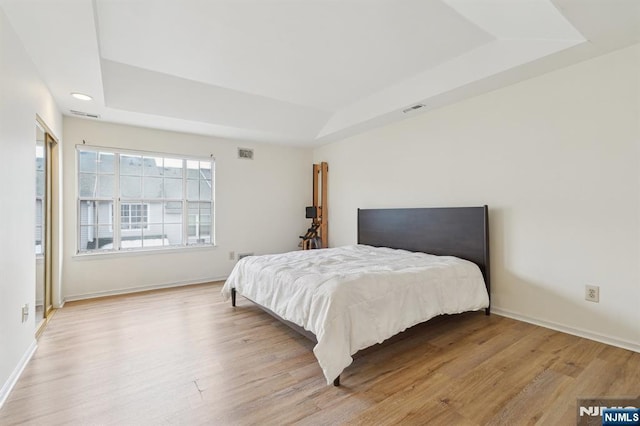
[
  {"xmin": 120, "ymin": 203, "xmax": 149, "ymax": 230},
  {"xmin": 77, "ymin": 146, "xmax": 214, "ymax": 253}
]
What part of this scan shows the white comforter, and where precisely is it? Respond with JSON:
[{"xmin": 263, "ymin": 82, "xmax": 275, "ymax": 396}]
[{"xmin": 221, "ymin": 245, "xmax": 489, "ymax": 385}]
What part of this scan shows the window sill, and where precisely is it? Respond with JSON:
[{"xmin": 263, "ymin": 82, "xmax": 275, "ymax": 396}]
[{"xmin": 73, "ymin": 244, "xmax": 217, "ymax": 260}]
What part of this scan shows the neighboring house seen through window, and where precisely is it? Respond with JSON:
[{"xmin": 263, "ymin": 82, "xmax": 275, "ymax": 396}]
[
  {"xmin": 120, "ymin": 203, "xmax": 149, "ymax": 230},
  {"xmin": 77, "ymin": 146, "xmax": 214, "ymax": 253}
]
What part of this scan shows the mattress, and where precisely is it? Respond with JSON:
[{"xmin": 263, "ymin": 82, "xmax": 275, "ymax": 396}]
[{"xmin": 221, "ymin": 244, "xmax": 489, "ymax": 384}]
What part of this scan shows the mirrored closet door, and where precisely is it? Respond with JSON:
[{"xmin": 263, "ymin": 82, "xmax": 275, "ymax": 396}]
[{"xmin": 35, "ymin": 121, "xmax": 55, "ymax": 334}]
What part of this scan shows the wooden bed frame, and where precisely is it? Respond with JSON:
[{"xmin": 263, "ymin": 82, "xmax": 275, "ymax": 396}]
[{"xmin": 230, "ymin": 205, "xmax": 491, "ymax": 386}]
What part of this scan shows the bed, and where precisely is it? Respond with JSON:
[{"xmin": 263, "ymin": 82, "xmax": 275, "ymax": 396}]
[{"xmin": 221, "ymin": 206, "xmax": 490, "ymax": 386}]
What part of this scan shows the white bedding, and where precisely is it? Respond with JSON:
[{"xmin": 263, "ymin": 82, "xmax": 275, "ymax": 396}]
[{"xmin": 221, "ymin": 244, "xmax": 489, "ymax": 385}]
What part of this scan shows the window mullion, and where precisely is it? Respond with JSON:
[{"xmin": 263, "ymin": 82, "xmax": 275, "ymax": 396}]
[
  {"xmin": 114, "ymin": 153, "xmax": 121, "ymax": 250},
  {"xmin": 76, "ymin": 198, "xmax": 81, "ymax": 252},
  {"xmin": 212, "ymin": 159, "xmax": 215, "ymax": 246},
  {"xmin": 182, "ymin": 159, "xmax": 188, "ymax": 246},
  {"xmin": 140, "ymin": 163, "xmax": 145, "ymax": 246}
]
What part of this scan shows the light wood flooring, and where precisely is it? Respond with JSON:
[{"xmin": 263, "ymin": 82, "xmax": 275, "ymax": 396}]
[{"xmin": 1, "ymin": 282, "xmax": 638, "ymax": 425}]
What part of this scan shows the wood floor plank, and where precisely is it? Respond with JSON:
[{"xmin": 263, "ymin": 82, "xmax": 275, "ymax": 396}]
[
  {"xmin": 485, "ymin": 368, "xmax": 573, "ymax": 425},
  {"xmin": 1, "ymin": 282, "xmax": 639, "ymax": 425}
]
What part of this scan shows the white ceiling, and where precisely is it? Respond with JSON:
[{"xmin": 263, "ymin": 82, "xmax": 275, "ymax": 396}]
[{"xmin": 1, "ymin": 0, "xmax": 639, "ymax": 146}]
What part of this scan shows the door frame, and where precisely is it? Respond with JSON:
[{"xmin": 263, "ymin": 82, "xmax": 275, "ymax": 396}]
[{"xmin": 35, "ymin": 117, "xmax": 59, "ymax": 338}]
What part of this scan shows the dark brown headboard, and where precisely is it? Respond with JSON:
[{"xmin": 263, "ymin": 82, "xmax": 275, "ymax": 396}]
[{"xmin": 357, "ymin": 206, "xmax": 490, "ymax": 305}]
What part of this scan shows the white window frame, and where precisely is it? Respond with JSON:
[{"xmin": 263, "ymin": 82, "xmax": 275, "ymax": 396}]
[{"xmin": 76, "ymin": 145, "xmax": 215, "ymax": 254}]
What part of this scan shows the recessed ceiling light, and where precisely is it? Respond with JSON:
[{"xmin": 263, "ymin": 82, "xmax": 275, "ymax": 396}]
[{"xmin": 71, "ymin": 92, "xmax": 93, "ymax": 101}]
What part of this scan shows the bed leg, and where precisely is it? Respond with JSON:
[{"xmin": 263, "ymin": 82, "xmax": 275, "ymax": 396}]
[
  {"xmin": 485, "ymin": 307, "xmax": 490, "ymax": 316},
  {"xmin": 333, "ymin": 376, "xmax": 340, "ymax": 387},
  {"xmin": 231, "ymin": 288, "xmax": 236, "ymax": 307}
]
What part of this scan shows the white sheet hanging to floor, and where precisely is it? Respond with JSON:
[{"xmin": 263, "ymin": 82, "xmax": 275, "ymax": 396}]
[{"xmin": 221, "ymin": 244, "xmax": 489, "ymax": 385}]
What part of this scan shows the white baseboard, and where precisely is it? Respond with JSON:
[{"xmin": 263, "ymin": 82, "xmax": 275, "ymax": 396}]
[
  {"xmin": 63, "ymin": 276, "xmax": 228, "ymax": 303},
  {"xmin": 491, "ymin": 306, "xmax": 640, "ymax": 353},
  {"xmin": 0, "ymin": 340, "xmax": 37, "ymax": 410}
]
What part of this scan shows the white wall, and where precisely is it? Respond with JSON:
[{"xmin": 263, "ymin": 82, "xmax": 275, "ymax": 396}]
[
  {"xmin": 314, "ymin": 44, "xmax": 640, "ymax": 351},
  {"xmin": 0, "ymin": 8, "xmax": 63, "ymax": 405},
  {"xmin": 62, "ymin": 117, "xmax": 312, "ymax": 299}
]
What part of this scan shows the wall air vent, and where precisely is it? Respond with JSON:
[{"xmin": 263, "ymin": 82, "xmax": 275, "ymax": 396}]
[
  {"xmin": 70, "ymin": 110, "xmax": 100, "ymax": 119},
  {"xmin": 402, "ymin": 104, "xmax": 425, "ymax": 114},
  {"xmin": 238, "ymin": 148, "xmax": 254, "ymax": 160}
]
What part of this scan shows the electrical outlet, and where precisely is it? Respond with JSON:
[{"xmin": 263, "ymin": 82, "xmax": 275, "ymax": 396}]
[
  {"xmin": 229, "ymin": 251, "xmax": 235, "ymax": 261},
  {"xmin": 21, "ymin": 304, "xmax": 29, "ymax": 323},
  {"xmin": 585, "ymin": 285, "xmax": 599, "ymax": 303}
]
